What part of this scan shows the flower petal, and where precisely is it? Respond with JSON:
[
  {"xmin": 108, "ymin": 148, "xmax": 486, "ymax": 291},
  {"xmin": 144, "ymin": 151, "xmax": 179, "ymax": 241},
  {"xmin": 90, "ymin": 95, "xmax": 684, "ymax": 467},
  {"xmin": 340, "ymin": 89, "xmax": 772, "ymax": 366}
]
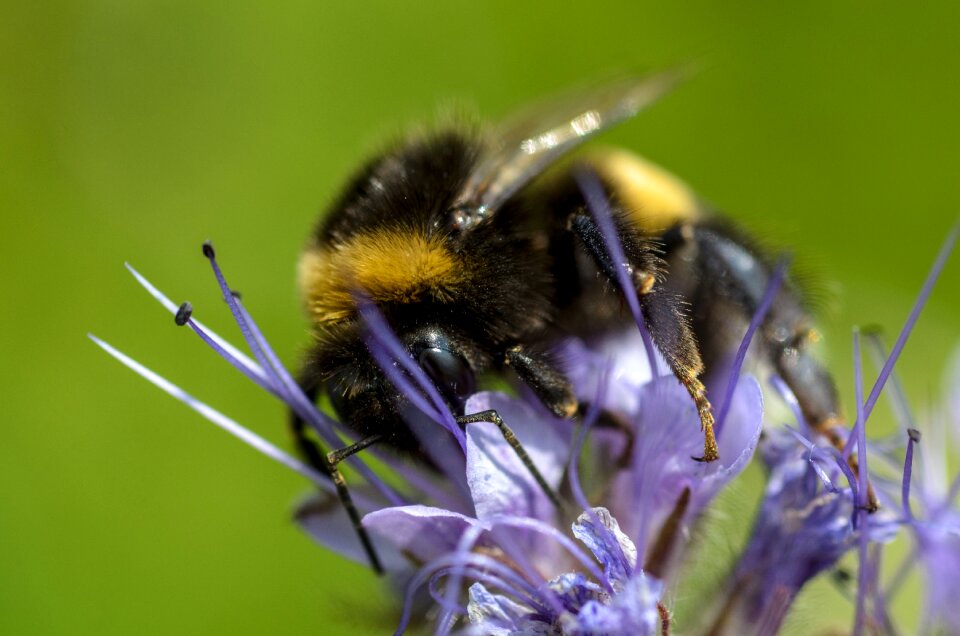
[
  {"xmin": 547, "ymin": 572, "xmax": 607, "ymax": 611},
  {"xmin": 294, "ymin": 492, "xmax": 409, "ymax": 572},
  {"xmin": 571, "ymin": 508, "xmax": 638, "ymax": 591},
  {"xmin": 599, "ymin": 375, "xmax": 762, "ymax": 563},
  {"xmin": 464, "ymin": 391, "xmax": 567, "ymax": 524},
  {"xmin": 558, "ymin": 329, "xmax": 662, "ymax": 416},
  {"xmin": 694, "ymin": 375, "xmax": 765, "ymax": 508},
  {"xmin": 563, "ymin": 572, "xmax": 662, "ymax": 636},
  {"xmin": 464, "ymin": 583, "xmax": 531, "ymax": 635},
  {"xmin": 363, "ymin": 505, "xmax": 488, "ymax": 565}
]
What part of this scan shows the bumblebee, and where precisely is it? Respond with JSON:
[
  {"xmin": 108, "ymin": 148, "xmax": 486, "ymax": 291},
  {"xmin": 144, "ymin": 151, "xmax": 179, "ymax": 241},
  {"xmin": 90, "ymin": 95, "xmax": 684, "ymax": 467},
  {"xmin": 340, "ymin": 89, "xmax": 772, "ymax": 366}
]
[{"xmin": 292, "ymin": 72, "xmax": 850, "ymax": 572}]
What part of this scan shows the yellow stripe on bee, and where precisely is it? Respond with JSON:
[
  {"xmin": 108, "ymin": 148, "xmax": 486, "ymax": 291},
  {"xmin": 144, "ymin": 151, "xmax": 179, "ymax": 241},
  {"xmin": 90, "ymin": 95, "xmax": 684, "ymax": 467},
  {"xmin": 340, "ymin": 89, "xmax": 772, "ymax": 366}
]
[
  {"xmin": 588, "ymin": 149, "xmax": 701, "ymax": 231},
  {"xmin": 298, "ymin": 230, "xmax": 462, "ymax": 326}
]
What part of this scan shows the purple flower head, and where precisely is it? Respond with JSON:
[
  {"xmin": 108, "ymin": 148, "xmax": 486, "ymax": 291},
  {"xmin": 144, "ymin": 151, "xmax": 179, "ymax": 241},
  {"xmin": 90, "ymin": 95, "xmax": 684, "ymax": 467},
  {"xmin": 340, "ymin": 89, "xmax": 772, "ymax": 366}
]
[
  {"xmin": 90, "ymin": 240, "xmax": 771, "ymax": 635},
  {"xmin": 711, "ymin": 223, "xmax": 957, "ymax": 636},
  {"xmin": 342, "ymin": 310, "xmax": 762, "ymax": 633},
  {"xmin": 879, "ymin": 348, "xmax": 960, "ymax": 635},
  {"xmin": 456, "ymin": 508, "xmax": 662, "ymax": 636},
  {"xmin": 93, "ymin": 224, "xmax": 960, "ymax": 636},
  {"xmin": 559, "ymin": 329, "xmax": 764, "ymax": 571},
  {"xmin": 714, "ymin": 427, "xmax": 898, "ymax": 634}
]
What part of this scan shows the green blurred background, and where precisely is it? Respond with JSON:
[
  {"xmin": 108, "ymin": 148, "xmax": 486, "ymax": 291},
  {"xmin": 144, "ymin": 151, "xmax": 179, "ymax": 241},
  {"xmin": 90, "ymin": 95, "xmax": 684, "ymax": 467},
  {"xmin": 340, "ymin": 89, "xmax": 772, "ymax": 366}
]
[{"xmin": 2, "ymin": 2, "xmax": 958, "ymax": 634}]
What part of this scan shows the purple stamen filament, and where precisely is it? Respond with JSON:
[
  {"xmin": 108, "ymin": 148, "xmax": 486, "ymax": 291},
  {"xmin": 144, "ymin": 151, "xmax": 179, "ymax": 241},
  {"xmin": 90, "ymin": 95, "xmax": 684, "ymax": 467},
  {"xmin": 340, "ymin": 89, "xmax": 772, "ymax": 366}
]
[
  {"xmin": 396, "ymin": 551, "xmax": 547, "ymax": 636},
  {"xmin": 715, "ymin": 257, "xmax": 790, "ymax": 436},
  {"xmin": 853, "ymin": 330, "xmax": 870, "ymax": 636},
  {"xmin": 200, "ymin": 248, "xmax": 404, "ymax": 504},
  {"xmin": 844, "ymin": 223, "xmax": 958, "ymax": 460},
  {"xmin": 357, "ymin": 297, "xmax": 466, "ymax": 451},
  {"xmin": 203, "ymin": 243, "xmax": 287, "ymax": 399},
  {"xmin": 902, "ymin": 429, "xmax": 920, "ymax": 522},
  {"xmin": 769, "ymin": 375, "xmax": 810, "ymax": 434},
  {"xmin": 125, "ymin": 263, "xmax": 263, "ymax": 378},
  {"xmin": 126, "ymin": 259, "xmax": 404, "ymax": 504},
  {"xmin": 575, "ymin": 168, "xmax": 659, "ymax": 376}
]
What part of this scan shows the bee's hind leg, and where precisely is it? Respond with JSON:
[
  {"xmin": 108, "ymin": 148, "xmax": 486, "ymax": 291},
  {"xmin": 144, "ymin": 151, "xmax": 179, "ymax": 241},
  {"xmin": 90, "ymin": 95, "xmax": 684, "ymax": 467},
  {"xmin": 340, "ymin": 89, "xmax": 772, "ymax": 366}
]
[
  {"xmin": 567, "ymin": 207, "xmax": 719, "ymax": 462},
  {"xmin": 659, "ymin": 221, "xmax": 877, "ymax": 509}
]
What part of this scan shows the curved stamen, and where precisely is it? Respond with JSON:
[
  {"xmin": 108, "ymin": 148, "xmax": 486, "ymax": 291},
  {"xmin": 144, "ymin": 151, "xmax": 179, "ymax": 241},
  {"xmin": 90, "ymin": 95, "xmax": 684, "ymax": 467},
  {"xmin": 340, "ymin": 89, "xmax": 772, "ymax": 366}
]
[
  {"xmin": 357, "ymin": 298, "xmax": 465, "ymax": 451},
  {"xmin": 769, "ymin": 375, "xmax": 810, "ymax": 434},
  {"xmin": 715, "ymin": 257, "xmax": 789, "ymax": 436},
  {"xmin": 395, "ymin": 551, "xmax": 547, "ymax": 636},
  {"xmin": 844, "ymin": 223, "xmax": 958, "ymax": 460},
  {"xmin": 426, "ymin": 568, "xmax": 534, "ymax": 619},
  {"xmin": 487, "ymin": 516, "xmax": 608, "ymax": 588},
  {"xmin": 575, "ymin": 168, "xmax": 659, "ymax": 374},
  {"xmin": 88, "ymin": 335, "xmax": 340, "ymax": 496},
  {"xmin": 853, "ymin": 330, "xmax": 871, "ymax": 636},
  {"xmin": 902, "ymin": 428, "xmax": 921, "ymax": 522},
  {"xmin": 784, "ymin": 425, "xmax": 843, "ymax": 493}
]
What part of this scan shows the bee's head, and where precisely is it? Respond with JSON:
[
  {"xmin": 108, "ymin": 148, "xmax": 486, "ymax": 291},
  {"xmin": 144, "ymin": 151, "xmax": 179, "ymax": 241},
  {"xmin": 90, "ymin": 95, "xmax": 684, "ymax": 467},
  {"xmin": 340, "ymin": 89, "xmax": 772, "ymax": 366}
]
[{"xmin": 305, "ymin": 319, "xmax": 485, "ymax": 453}]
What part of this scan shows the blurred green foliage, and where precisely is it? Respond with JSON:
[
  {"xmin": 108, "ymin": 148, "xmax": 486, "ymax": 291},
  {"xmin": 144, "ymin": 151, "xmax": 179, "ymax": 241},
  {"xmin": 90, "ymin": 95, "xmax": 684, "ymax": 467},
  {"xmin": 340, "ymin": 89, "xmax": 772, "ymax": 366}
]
[{"xmin": 2, "ymin": 2, "xmax": 957, "ymax": 634}]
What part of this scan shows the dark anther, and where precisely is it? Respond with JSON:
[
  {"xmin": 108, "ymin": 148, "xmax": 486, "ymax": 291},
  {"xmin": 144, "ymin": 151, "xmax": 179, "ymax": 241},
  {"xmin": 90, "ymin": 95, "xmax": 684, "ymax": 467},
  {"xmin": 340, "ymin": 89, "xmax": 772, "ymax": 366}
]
[
  {"xmin": 230, "ymin": 289, "xmax": 242, "ymax": 301},
  {"xmin": 908, "ymin": 428, "xmax": 922, "ymax": 442},
  {"xmin": 833, "ymin": 567, "xmax": 852, "ymax": 584},
  {"xmin": 860, "ymin": 324, "xmax": 884, "ymax": 336},
  {"xmin": 175, "ymin": 302, "xmax": 193, "ymax": 326},
  {"xmin": 202, "ymin": 241, "xmax": 216, "ymax": 259}
]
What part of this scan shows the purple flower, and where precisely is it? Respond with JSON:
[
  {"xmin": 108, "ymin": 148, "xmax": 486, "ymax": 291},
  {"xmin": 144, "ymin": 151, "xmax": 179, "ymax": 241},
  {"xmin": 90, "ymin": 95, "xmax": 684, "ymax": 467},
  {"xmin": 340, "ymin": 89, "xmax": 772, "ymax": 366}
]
[
  {"xmin": 709, "ymin": 427, "xmax": 898, "ymax": 634},
  {"xmin": 558, "ymin": 330, "xmax": 765, "ymax": 574},
  {"xmin": 709, "ymin": 223, "xmax": 958, "ymax": 636},
  {"xmin": 880, "ymin": 349, "xmax": 960, "ymax": 635},
  {"xmin": 341, "ymin": 321, "xmax": 763, "ymax": 633},
  {"xmin": 89, "ymin": 243, "xmax": 767, "ymax": 635},
  {"xmin": 463, "ymin": 509, "xmax": 663, "ymax": 636},
  {"xmin": 90, "ymin": 222, "xmax": 956, "ymax": 634}
]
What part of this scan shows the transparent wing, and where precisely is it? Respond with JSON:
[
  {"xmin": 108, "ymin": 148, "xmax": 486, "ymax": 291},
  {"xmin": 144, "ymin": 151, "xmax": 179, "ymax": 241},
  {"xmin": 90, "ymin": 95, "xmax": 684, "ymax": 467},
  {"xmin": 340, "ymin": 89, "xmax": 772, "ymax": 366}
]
[{"xmin": 451, "ymin": 68, "xmax": 689, "ymax": 230}]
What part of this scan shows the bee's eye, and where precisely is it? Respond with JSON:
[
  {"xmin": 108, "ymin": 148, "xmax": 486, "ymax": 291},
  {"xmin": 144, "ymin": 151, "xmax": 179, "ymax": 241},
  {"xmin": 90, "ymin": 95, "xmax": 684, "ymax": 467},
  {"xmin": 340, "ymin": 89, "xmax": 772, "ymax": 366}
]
[{"xmin": 418, "ymin": 347, "xmax": 475, "ymax": 403}]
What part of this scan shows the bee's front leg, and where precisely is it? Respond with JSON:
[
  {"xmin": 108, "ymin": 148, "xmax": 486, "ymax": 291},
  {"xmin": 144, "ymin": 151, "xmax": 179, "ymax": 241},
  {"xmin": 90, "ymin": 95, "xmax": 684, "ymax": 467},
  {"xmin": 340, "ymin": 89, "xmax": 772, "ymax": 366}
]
[{"xmin": 504, "ymin": 344, "xmax": 578, "ymax": 419}]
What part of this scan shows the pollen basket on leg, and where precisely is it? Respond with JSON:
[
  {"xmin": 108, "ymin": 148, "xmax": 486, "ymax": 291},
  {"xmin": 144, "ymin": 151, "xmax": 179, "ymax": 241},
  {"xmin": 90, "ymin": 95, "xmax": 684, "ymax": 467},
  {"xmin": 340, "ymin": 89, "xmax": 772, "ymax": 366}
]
[{"xmin": 298, "ymin": 229, "xmax": 464, "ymax": 325}]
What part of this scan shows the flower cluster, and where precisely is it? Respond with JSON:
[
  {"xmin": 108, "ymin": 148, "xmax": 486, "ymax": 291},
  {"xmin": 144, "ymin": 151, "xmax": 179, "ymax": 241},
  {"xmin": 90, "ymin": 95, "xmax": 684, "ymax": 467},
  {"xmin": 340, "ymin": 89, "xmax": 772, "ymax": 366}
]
[{"xmin": 91, "ymin": 225, "xmax": 957, "ymax": 634}]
